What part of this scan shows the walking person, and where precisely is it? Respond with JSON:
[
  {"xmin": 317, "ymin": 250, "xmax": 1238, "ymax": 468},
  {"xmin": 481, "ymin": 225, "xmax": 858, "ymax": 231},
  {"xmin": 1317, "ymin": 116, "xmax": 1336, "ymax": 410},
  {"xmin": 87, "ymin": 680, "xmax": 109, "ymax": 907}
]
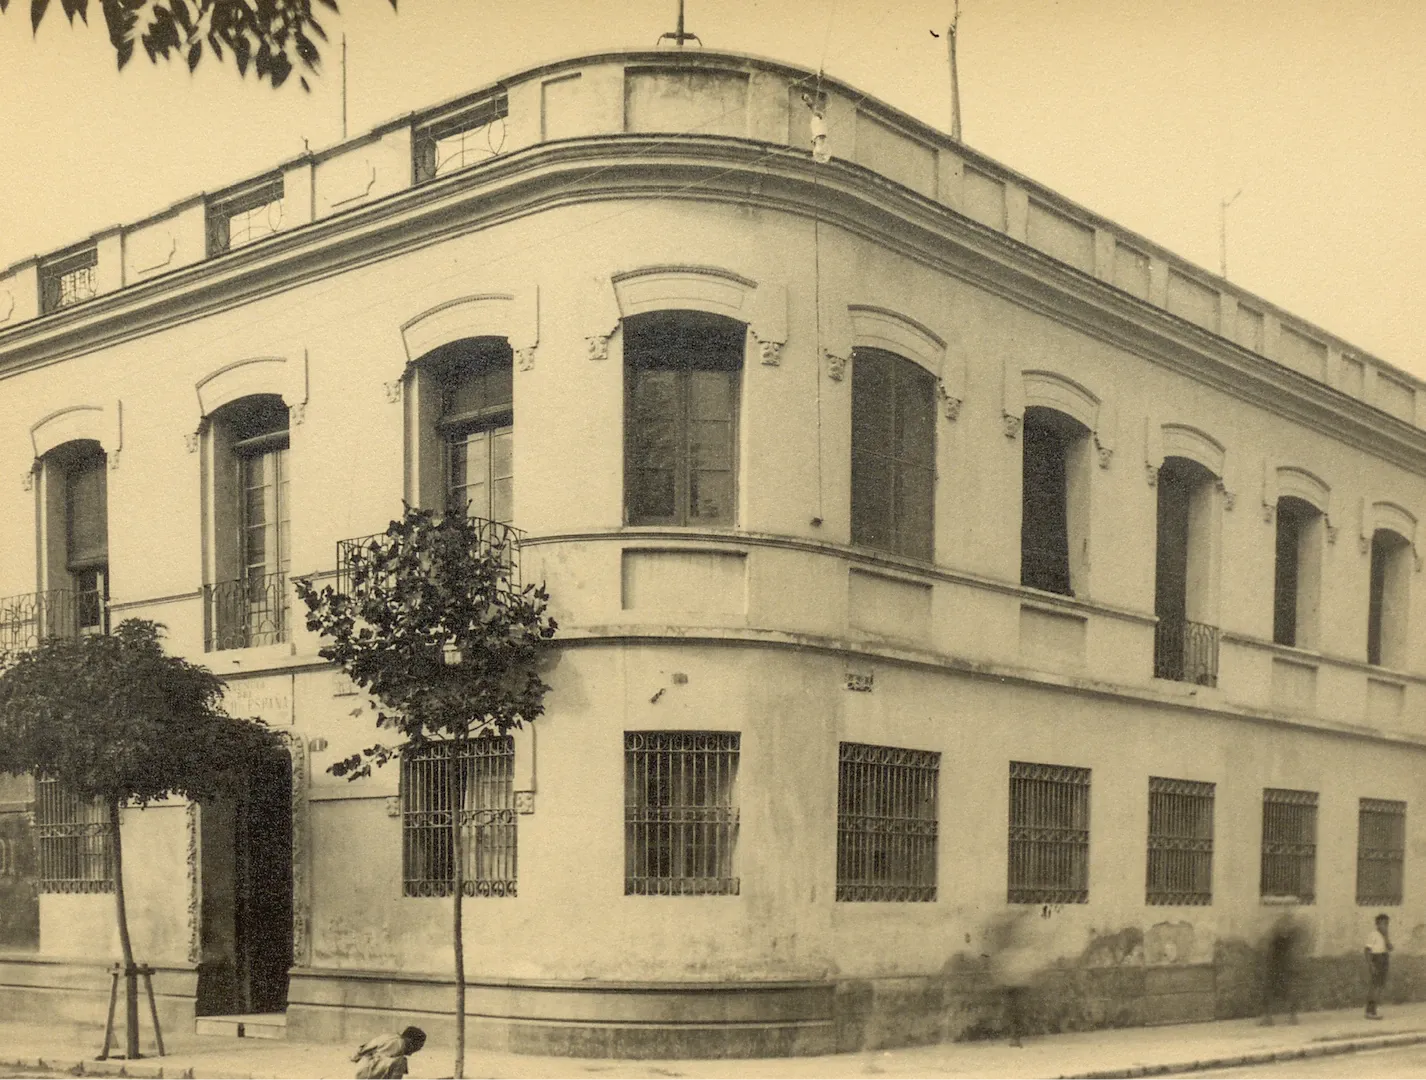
[
  {"xmin": 1365, "ymin": 913, "xmax": 1393, "ymax": 1019},
  {"xmin": 986, "ymin": 908, "xmax": 1040, "ymax": 1047},
  {"xmin": 1259, "ymin": 910, "xmax": 1304, "ymax": 1026}
]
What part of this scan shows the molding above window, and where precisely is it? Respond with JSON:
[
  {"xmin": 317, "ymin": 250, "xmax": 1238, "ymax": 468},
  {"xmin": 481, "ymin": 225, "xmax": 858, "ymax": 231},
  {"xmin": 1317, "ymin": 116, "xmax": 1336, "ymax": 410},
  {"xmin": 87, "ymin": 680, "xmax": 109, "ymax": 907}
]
[
  {"xmin": 194, "ymin": 352, "xmax": 308, "ymax": 419},
  {"xmin": 1361, "ymin": 498, "xmax": 1421, "ymax": 569},
  {"xmin": 399, "ymin": 287, "xmax": 538, "ymax": 370},
  {"xmin": 1263, "ymin": 464, "xmax": 1333, "ymax": 529},
  {"xmin": 29, "ymin": 401, "xmax": 121, "ymax": 463}
]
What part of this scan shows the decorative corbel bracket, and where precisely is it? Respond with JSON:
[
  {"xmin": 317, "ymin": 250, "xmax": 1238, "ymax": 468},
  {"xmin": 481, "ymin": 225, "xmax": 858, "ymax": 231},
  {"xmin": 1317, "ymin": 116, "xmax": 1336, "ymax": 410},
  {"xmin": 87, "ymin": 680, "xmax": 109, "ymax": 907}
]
[
  {"xmin": 383, "ymin": 380, "xmax": 403, "ymax": 404},
  {"xmin": 515, "ymin": 346, "xmax": 538, "ymax": 372},
  {"xmin": 754, "ymin": 337, "xmax": 784, "ymax": 366},
  {"xmin": 1215, "ymin": 479, "xmax": 1236, "ymax": 511},
  {"xmin": 937, "ymin": 379, "xmax": 962, "ymax": 421},
  {"xmin": 1002, "ymin": 414, "xmax": 1021, "ymax": 439},
  {"xmin": 1095, "ymin": 439, "xmax": 1114, "ymax": 469},
  {"xmin": 184, "ymin": 431, "xmax": 201, "ymax": 454},
  {"xmin": 21, "ymin": 468, "xmax": 34, "ymax": 492},
  {"xmin": 825, "ymin": 350, "xmax": 848, "ymax": 382}
]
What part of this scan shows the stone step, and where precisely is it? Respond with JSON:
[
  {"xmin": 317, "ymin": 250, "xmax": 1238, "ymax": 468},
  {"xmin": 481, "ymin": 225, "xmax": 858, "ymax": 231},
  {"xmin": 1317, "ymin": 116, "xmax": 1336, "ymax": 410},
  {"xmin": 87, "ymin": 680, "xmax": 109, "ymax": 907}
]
[{"xmin": 195, "ymin": 1013, "xmax": 287, "ymax": 1040}]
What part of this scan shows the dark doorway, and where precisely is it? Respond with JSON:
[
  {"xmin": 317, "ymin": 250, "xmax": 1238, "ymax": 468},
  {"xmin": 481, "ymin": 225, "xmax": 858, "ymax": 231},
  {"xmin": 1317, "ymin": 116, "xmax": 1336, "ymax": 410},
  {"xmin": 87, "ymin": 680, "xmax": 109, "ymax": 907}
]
[
  {"xmin": 198, "ymin": 746, "xmax": 293, "ymax": 1016},
  {"xmin": 236, "ymin": 747, "xmax": 294, "ymax": 1013}
]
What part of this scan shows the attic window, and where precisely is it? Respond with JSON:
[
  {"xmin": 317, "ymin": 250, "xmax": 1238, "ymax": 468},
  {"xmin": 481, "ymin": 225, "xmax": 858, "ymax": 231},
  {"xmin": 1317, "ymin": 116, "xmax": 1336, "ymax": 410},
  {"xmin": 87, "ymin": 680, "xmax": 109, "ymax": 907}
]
[
  {"xmin": 39, "ymin": 247, "xmax": 98, "ymax": 314},
  {"xmin": 413, "ymin": 94, "xmax": 509, "ymax": 184},
  {"xmin": 207, "ymin": 176, "xmax": 284, "ymax": 256}
]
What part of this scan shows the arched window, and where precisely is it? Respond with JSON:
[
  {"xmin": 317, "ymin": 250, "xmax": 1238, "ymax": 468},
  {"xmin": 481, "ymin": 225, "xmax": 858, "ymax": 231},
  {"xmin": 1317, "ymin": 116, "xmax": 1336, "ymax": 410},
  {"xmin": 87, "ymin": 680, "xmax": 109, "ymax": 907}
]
[
  {"xmin": 38, "ymin": 439, "xmax": 108, "ymax": 636},
  {"xmin": 420, "ymin": 338, "xmax": 513, "ymax": 523},
  {"xmin": 1368, "ymin": 529, "xmax": 1411, "ymax": 668},
  {"xmin": 1154, "ymin": 456, "xmax": 1219, "ymax": 685},
  {"xmin": 207, "ymin": 394, "xmax": 290, "ymax": 651},
  {"xmin": 850, "ymin": 348, "xmax": 936, "ymax": 560},
  {"xmin": 1273, "ymin": 496, "xmax": 1323, "ymax": 649},
  {"xmin": 623, "ymin": 310, "xmax": 744, "ymax": 527},
  {"xmin": 1021, "ymin": 407, "xmax": 1091, "ymax": 596}
]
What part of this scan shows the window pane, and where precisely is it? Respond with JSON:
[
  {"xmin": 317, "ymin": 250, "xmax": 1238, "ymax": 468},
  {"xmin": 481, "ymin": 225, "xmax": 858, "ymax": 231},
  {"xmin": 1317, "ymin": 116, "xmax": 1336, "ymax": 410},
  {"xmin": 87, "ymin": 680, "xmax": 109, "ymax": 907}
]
[
  {"xmin": 895, "ymin": 463, "xmax": 935, "ymax": 560},
  {"xmin": 628, "ymin": 370, "xmax": 682, "ymax": 523},
  {"xmin": 65, "ymin": 456, "xmax": 108, "ymax": 568},
  {"xmin": 852, "ymin": 353, "xmax": 893, "ymax": 457},
  {"xmin": 895, "ymin": 368, "xmax": 936, "ymax": 468},
  {"xmin": 851, "ymin": 453, "xmax": 894, "ymax": 551},
  {"xmin": 689, "ymin": 466, "xmax": 733, "ymax": 523}
]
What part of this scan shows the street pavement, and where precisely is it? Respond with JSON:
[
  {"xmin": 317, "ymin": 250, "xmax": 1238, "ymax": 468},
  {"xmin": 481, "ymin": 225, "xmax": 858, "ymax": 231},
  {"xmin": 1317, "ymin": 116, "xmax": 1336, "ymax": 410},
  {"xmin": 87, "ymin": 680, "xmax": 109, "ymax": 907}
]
[
  {"xmin": 4, "ymin": 1003, "xmax": 1426, "ymax": 1079},
  {"xmin": 1182, "ymin": 1041, "xmax": 1426, "ymax": 1078}
]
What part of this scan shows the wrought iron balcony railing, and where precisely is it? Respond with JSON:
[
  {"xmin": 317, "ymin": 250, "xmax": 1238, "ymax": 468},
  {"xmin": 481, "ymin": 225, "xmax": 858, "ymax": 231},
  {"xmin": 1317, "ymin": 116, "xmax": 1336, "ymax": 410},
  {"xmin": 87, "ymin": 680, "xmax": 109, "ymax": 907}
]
[
  {"xmin": 1153, "ymin": 616, "xmax": 1219, "ymax": 687},
  {"xmin": 204, "ymin": 571, "xmax": 288, "ymax": 652},
  {"xmin": 0, "ymin": 588, "xmax": 108, "ymax": 651},
  {"xmin": 335, "ymin": 517, "xmax": 523, "ymax": 596}
]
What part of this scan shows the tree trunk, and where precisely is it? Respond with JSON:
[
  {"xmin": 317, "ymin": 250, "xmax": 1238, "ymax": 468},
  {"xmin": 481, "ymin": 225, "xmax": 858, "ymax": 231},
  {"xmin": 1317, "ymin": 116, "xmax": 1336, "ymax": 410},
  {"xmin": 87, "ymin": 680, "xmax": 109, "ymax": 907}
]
[
  {"xmin": 109, "ymin": 797, "xmax": 140, "ymax": 1060},
  {"xmin": 450, "ymin": 733, "xmax": 467, "ymax": 1080}
]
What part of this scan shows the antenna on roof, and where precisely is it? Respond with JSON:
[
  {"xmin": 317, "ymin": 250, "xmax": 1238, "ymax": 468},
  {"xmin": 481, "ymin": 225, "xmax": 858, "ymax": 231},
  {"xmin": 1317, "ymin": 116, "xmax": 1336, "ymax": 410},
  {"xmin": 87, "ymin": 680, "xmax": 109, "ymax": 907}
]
[
  {"xmin": 657, "ymin": 0, "xmax": 701, "ymax": 47},
  {"xmin": 947, "ymin": 0, "xmax": 962, "ymax": 141},
  {"xmin": 340, "ymin": 34, "xmax": 348, "ymax": 140},
  {"xmin": 1220, "ymin": 188, "xmax": 1243, "ymax": 278}
]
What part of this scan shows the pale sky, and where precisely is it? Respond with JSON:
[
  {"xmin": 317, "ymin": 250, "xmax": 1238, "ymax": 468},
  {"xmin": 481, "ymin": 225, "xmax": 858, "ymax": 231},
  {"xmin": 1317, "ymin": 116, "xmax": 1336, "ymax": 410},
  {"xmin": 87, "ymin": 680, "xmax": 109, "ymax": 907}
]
[{"xmin": 2, "ymin": 0, "xmax": 1422, "ymax": 375}]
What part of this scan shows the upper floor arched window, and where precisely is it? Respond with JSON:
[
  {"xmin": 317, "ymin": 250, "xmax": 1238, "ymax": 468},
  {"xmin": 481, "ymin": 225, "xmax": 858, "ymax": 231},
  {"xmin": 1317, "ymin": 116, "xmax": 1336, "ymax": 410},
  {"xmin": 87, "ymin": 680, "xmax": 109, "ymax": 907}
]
[
  {"xmin": 623, "ymin": 310, "xmax": 744, "ymax": 527},
  {"xmin": 850, "ymin": 348, "xmax": 936, "ymax": 561},
  {"xmin": 38, "ymin": 439, "xmax": 108, "ymax": 636},
  {"xmin": 1021, "ymin": 407, "xmax": 1091, "ymax": 596},
  {"xmin": 1368, "ymin": 528, "xmax": 1411, "ymax": 668},
  {"xmin": 420, "ymin": 337, "xmax": 514, "ymax": 523},
  {"xmin": 207, "ymin": 394, "xmax": 290, "ymax": 651}
]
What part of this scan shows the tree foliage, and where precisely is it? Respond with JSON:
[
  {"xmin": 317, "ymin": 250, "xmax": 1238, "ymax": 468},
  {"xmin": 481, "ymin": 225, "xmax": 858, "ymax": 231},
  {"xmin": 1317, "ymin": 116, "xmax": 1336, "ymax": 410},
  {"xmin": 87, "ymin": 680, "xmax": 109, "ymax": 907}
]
[
  {"xmin": 296, "ymin": 507, "xmax": 557, "ymax": 1080},
  {"xmin": 2, "ymin": 0, "xmax": 396, "ymax": 90},
  {"xmin": 295, "ymin": 506, "xmax": 559, "ymax": 779},
  {"xmin": 0, "ymin": 618, "xmax": 282, "ymax": 1060},
  {"xmin": 0, "ymin": 618, "xmax": 281, "ymax": 805}
]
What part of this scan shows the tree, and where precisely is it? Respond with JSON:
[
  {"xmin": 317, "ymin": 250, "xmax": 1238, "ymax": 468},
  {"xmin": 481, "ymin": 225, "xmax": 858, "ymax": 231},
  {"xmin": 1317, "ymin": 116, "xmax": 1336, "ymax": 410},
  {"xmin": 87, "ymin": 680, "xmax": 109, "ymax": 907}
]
[
  {"xmin": 2, "ymin": 0, "xmax": 396, "ymax": 90},
  {"xmin": 296, "ymin": 507, "xmax": 557, "ymax": 1080},
  {"xmin": 0, "ymin": 619, "xmax": 283, "ymax": 1060}
]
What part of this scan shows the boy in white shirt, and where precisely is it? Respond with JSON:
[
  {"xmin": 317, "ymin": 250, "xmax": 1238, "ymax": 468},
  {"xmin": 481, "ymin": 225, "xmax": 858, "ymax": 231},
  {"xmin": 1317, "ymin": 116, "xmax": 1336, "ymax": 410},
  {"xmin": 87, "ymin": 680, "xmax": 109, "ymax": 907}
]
[{"xmin": 1364, "ymin": 913, "xmax": 1393, "ymax": 1019}]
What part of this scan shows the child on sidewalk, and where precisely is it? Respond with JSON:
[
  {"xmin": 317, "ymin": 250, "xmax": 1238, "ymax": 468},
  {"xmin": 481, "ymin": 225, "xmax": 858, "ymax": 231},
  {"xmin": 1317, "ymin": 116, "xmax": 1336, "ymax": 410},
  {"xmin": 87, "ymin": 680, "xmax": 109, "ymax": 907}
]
[
  {"xmin": 351, "ymin": 1025, "xmax": 427, "ymax": 1079},
  {"xmin": 1365, "ymin": 913, "xmax": 1393, "ymax": 1019}
]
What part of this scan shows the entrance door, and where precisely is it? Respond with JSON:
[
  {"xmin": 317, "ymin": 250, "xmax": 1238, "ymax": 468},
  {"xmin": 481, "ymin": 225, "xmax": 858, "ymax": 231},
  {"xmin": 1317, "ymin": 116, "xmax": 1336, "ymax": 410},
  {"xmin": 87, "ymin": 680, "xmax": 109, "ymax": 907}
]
[{"xmin": 234, "ymin": 747, "xmax": 293, "ymax": 1013}]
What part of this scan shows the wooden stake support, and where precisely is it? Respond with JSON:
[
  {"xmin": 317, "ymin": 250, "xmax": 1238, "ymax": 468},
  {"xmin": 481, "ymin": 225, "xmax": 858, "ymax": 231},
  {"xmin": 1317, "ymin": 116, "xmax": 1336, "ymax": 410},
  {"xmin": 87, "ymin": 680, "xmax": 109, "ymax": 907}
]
[{"xmin": 97, "ymin": 962, "xmax": 166, "ymax": 1060}]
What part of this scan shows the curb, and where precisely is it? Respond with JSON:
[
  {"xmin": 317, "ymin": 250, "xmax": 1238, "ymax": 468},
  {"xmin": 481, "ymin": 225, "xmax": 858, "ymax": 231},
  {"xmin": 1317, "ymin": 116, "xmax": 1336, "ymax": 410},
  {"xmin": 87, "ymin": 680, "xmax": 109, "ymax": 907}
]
[
  {"xmin": 1061, "ymin": 1029, "xmax": 1426, "ymax": 1079},
  {"xmin": 4, "ymin": 1030, "xmax": 1426, "ymax": 1080}
]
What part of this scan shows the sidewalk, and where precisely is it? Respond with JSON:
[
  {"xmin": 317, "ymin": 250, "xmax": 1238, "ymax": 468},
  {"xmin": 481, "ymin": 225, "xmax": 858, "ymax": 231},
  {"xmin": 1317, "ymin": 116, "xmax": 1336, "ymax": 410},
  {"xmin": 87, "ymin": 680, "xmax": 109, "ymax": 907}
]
[{"xmin": 3, "ymin": 1003, "xmax": 1426, "ymax": 1080}]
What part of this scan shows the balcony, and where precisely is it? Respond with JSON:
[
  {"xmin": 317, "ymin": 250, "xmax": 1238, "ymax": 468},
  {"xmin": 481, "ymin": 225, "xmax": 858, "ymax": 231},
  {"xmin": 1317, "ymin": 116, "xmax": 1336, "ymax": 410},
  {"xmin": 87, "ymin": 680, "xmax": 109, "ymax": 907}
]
[
  {"xmin": 0, "ymin": 588, "xmax": 108, "ymax": 651},
  {"xmin": 1154, "ymin": 616, "xmax": 1219, "ymax": 687},
  {"xmin": 204, "ymin": 571, "xmax": 288, "ymax": 652},
  {"xmin": 336, "ymin": 517, "xmax": 523, "ymax": 595}
]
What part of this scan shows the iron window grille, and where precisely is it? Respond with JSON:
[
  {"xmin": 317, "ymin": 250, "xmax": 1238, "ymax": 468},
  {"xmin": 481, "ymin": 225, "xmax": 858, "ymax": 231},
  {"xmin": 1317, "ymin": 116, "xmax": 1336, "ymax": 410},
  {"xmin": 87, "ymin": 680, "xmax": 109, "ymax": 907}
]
[
  {"xmin": 1153, "ymin": 617, "xmax": 1219, "ymax": 687},
  {"xmin": 1146, "ymin": 777, "xmax": 1214, "ymax": 905},
  {"xmin": 836, "ymin": 742, "xmax": 939, "ymax": 902},
  {"xmin": 1260, "ymin": 787, "xmax": 1317, "ymax": 903},
  {"xmin": 850, "ymin": 348, "xmax": 937, "ymax": 561},
  {"xmin": 39, "ymin": 246, "xmax": 98, "ymax": 314},
  {"xmin": 336, "ymin": 517, "xmax": 524, "ymax": 597},
  {"xmin": 206, "ymin": 175, "xmax": 284, "ymax": 256},
  {"xmin": 1008, "ymin": 761, "xmax": 1090, "ymax": 904},
  {"xmin": 1357, "ymin": 798, "xmax": 1405, "ymax": 906},
  {"xmin": 625, "ymin": 731, "xmax": 739, "ymax": 896},
  {"xmin": 401, "ymin": 737, "xmax": 517, "ymax": 898},
  {"xmin": 413, "ymin": 93, "xmax": 509, "ymax": 184},
  {"xmin": 0, "ymin": 589, "xmax": 107, "ymax": 650},
  {"xmin": 35, "ymin": 778, "xmax": 112, "ymax": 894}
]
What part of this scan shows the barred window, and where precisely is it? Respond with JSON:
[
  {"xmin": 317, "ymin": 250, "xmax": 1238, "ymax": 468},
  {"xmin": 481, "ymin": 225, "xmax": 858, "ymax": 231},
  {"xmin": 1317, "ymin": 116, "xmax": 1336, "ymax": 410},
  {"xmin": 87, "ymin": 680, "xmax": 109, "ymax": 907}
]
[
  {"xmin": 35, "ymin": 778, "xmax": 112, "ymax": 894},
  {"xmin": 1146, "ymin": 777, "xmax": 1214, "ymax": 905},
  {"xmin": 1008, "ymin": 761, "xmax": 1090, "ymax": 904},
  {"xmin": 837, "ymin": 742, "xmax": 939, "ymax": 902},
  {"xmin": 1261, "ymin": 788, "xmax": 1317, "ymax": 903},
  {"xmin": 400, "ymin": 737, "xmax": 516, "ymax": 898},
  {"xmin": 1357, "ymin": 798, "xmax": 1405, "ymax": 906},
  {"xmin": 625, "ymin": 731, "xmax": 739, "ymax": 896},
  {"xmin": 39, "ymin": 246, "xmax": 98, "ymax": 314}
]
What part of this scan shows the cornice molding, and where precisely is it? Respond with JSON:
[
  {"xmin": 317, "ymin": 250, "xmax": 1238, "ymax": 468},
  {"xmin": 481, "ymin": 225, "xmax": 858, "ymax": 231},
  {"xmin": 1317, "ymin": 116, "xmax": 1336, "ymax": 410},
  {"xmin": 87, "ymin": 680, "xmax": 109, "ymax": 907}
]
[{"xmin": 1, "ymin": 137, "xmax": 1424, "ymax": 475}]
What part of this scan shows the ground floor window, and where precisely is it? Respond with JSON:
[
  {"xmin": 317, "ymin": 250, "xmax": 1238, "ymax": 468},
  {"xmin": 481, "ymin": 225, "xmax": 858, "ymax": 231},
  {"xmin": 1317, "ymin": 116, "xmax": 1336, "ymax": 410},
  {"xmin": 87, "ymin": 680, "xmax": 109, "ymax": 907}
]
[
  {"xmin": 35, "ymin": 778, "xmax": 112, "ymax": 894},
  {"xmin": 1146, "ymin": 777, "xmax": 1214, "ymax": 905},
  {"xmin": 625, "ymin": 731, "xmax": 739, "ymax": 896},
  {"xmin": 400, "ymin": 736, "xmax": 516, "ymax": 897},
  {"xmin": 1008, "ymin": 761, "xmax": 1090, "ymax": 904},
  {"xmin": 1260, "ymin": 787, "xmax": 1317, "ymax": 903},
  {"xmin": 836, "ymin": 742, "xmax": 939, "ymax": 902},
  {"xmin": 1357, "ymin": 798, "xmax": 1405, "ymax": 906}
]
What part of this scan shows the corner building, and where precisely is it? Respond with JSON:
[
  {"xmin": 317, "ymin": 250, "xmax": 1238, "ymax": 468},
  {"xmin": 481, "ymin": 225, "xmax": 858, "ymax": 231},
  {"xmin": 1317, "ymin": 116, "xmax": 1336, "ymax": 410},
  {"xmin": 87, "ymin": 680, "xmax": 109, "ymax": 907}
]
[{"xmin": 1, "ymin": 49, "xmax": 1425, "ymax": 1057}]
